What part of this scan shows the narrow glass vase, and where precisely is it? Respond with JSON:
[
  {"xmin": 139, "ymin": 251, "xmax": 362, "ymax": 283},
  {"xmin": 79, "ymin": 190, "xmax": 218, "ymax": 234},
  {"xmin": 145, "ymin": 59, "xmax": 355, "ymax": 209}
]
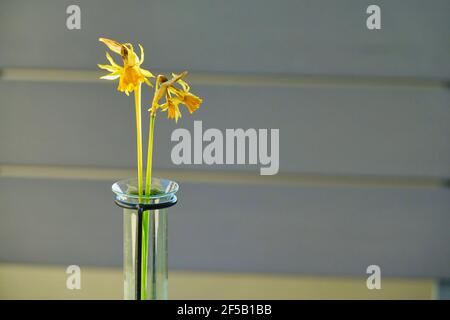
[{"xmin": 112, "ymin": 177, "xmax": 179, "ymax": 300}]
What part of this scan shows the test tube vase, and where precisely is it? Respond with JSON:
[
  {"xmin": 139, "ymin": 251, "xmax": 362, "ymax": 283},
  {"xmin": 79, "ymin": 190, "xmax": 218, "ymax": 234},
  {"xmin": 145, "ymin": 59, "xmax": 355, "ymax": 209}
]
[{"xmin": 112, "ymin": 178, "xmax": 178, "ymax": 300}]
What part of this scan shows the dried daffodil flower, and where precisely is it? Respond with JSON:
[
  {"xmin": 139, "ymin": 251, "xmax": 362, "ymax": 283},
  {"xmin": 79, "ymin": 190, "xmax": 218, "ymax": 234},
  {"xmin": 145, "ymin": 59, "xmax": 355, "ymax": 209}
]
[
  {"xmin": 149, "ymin": 71, "xmax": 203, "ymax": 122},
  {"xmin": 144, "ymin": 71, "xmax": 203, "ymax": 199},
  {"xmin": 98, "ymin": 37, "xmax": 154, "ymax": 95},
  {"xmin": 98, "ymin": 37, "xmax": 155, "ymax": 199}
]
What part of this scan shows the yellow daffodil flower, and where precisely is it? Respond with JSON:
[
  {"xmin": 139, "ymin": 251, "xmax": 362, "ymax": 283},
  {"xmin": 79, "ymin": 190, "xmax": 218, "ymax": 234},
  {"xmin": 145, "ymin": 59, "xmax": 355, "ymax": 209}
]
[
  {"xmin": 149, "ymin": 71, "xmax": 203, "ymax": 122},
  {"xmin": 98, "ymin": 38, "xmax": 154, "ymax": 95}
]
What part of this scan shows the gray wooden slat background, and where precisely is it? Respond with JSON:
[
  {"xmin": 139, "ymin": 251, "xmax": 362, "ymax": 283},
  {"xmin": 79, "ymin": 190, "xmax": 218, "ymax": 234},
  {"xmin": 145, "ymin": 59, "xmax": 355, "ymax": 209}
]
[
  {"xmin": 1, "ymin": 178, "xmax": 449, "ymax": 277},
  {"xmin": 1, "ymin": 82, "xmax": 449, "ymax": 176},
  {"xmin": 1, "ymin": 0, "xmax": 449, "ymax": 77},
  {"xmin": 0, "ymin": 0, "xmax": 449, "ymax": 278}
]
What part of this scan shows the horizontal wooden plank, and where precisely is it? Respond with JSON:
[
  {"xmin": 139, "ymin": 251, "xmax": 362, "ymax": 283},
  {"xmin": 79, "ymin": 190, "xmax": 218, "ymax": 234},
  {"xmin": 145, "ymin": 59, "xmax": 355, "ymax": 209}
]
[
  {"xmin": 1, "ymin": 164, "xmax": 447, "ymax": 189},
  {"xmin": 2, "ymin": 68, "xmax": 448, "ymax": 89},
  {"xmin": 0, "ymin": 0, "xmax": 449, "ymax": 78},
  {"xmin": 0, "ymin": 263, "xmax": 436, "ymax": 299},
  {"xmin": 0, "ymin": 82, "xmax": 449, "ymax": 177},
  {"xmin": 0, "ymin": 178, "xmax": 449, "ymax": 277}
]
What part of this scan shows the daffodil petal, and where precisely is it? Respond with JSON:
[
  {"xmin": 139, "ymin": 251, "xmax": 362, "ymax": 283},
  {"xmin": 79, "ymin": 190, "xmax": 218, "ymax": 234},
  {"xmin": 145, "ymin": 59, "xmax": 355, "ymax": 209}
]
[
  {"xmin": 101, "ymin": 74, "xmax": 120, "ymax": 80},
  {"xmin": 99, "ymin": 38, "xmax": 122, "ymax": 54},
  {"xmin": 143, "ymin": 77, "xmax": 153, "ymax": 87},
  {"xmin": 172, "ymin": 73, "xmax": 190, "ymax": 91},
  {"xmin": 138, "ymin": 44, "xmax": 144, "ymax": 65},
  {"xmin": 141, "ymin": 68, "xmax": 154, "ymax": 78},
  {"xmin": 106, "ymin": 52, "xmax": 120, "ymax": 68},
  {"xmin": 179, "ymin": 79, "xmax": 190, "ymax": 92},
  {"xmin": 97, "ymin": 64, "xmax": 117, "ymax": 72}
]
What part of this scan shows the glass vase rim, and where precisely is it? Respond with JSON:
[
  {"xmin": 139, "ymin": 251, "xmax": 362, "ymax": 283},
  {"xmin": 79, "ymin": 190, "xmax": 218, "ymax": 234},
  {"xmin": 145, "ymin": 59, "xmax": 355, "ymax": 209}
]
[{"xmin": 112, "ymin": 177, "xmax": 179, "ymax": 201}]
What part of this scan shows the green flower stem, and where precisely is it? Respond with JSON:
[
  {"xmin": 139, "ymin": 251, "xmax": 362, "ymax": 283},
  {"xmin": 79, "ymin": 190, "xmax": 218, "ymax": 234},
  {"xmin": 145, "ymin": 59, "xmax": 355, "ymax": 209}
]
[
  {"xmin": 145, "ymin": 114, "xmax": 156, "ymax": 196},
  {"xmin": 141, "ymin": 210, "xmax": 149, "ymax": 299},
  {"xmin": 134, "ymin": 84, "xmax": 143, "ymax": 198},
  {"xmin": 141, "ymin": 111, "xmax": 156, "ymax": 299},
  {"xmin": 134, "ymin": 84, "xmax": 146, "ymax": 299}
]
